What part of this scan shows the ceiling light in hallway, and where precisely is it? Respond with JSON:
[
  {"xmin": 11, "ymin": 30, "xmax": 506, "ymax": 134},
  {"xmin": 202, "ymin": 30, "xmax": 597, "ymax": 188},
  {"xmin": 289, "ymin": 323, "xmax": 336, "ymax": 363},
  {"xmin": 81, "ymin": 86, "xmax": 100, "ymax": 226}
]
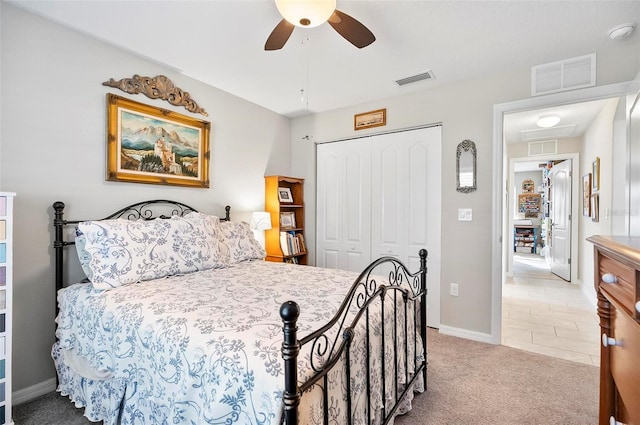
[{"xmin": 536, "ymin": 114, "xmax": 560, "ymax": 128}]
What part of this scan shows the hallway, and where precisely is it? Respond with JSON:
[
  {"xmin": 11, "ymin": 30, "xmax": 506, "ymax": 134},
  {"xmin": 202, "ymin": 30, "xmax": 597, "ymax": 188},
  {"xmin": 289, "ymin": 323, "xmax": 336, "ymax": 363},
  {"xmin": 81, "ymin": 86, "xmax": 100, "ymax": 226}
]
[{"xmin": 502, "ymin": 253, "xmax": 600, "ymax": 366}]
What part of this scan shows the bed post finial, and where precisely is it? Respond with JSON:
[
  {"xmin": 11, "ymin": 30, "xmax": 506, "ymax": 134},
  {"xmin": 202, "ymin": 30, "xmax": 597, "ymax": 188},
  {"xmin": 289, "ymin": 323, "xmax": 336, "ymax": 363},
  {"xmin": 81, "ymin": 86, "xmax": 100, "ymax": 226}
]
[
  {"xmin": 419, "ymin": 249, "xmax": 428, "ymax": 267},
  {"xmin": 280, "ymin": 301, "xmax": 301, "ymax": 425},
  {"xmin": 53, "ymin": 201, "xmax": 67, "ymax": 298}
]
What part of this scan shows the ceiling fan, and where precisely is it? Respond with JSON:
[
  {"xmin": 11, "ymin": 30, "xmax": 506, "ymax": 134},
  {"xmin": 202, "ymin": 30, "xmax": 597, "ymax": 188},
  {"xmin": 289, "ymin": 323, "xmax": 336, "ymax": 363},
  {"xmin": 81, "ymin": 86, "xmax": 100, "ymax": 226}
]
[{"xmin": 265, "ymin": 0, "xmax": 375, "ymax": 51}]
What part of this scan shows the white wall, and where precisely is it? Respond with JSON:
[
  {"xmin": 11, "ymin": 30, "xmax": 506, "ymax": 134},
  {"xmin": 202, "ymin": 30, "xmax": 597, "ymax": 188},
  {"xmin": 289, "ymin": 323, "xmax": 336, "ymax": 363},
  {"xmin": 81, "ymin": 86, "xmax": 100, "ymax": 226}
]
[
  {"xmin": 0, "ymin": 4, "xmax": 291, "ymax": 394},
  {"xmin": 579, "ymin": 98, "xmax": 620, "ymax": 292},
  {"xmin": 292, "ymin": 44, "xmax": 639, "ymax": 337}
]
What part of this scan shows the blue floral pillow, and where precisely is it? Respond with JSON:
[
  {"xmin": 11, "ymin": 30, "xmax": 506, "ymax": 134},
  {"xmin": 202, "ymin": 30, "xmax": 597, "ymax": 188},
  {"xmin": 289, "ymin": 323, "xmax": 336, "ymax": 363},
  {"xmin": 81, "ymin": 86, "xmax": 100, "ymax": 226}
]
[
  {"xmin": 217, "ymin": 221, "xmax": 266, "ymax": 263},
  {"xmin": 78, "ymin": 214, "xmax": 228, "ymax": 290}
]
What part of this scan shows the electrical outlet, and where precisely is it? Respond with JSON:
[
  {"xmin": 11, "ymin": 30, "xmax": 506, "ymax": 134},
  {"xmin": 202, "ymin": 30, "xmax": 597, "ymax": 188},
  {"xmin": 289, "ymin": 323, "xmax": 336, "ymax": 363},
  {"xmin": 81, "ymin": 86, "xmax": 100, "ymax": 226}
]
[{"xmin": 450, "ymin": 283, "xmax": 459, "ymax": 297}]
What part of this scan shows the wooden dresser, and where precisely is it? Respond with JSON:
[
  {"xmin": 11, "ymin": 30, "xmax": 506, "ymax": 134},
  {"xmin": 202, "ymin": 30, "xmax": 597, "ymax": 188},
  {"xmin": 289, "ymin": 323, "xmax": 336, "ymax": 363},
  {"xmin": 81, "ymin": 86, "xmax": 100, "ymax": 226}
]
[{"xmin": 587, "ymin": 235, "xmax": 640, "ymax": 425}]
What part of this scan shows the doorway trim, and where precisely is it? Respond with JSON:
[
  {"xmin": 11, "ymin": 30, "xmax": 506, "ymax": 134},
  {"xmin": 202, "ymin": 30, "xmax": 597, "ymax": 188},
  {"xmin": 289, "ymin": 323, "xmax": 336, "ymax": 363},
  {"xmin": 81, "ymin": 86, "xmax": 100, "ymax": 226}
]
[{"xmin": 490, "ymin": 81, "xmax": 631, "ymax": 344}]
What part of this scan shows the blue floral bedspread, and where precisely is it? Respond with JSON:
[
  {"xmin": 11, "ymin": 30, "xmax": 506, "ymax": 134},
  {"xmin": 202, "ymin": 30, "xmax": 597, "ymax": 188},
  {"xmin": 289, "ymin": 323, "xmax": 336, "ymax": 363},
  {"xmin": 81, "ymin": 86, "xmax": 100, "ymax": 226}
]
[{"xmin": 53, "ymin": 260, "xmax": 422, "ymax": 425}]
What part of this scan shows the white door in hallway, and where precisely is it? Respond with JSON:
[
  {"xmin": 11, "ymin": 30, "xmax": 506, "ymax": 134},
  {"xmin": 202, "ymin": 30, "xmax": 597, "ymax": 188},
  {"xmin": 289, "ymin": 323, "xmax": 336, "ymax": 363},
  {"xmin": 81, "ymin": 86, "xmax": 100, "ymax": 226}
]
[{"xmin": 550, "ymin": 159, "xmax": 572, "ymax": 281}]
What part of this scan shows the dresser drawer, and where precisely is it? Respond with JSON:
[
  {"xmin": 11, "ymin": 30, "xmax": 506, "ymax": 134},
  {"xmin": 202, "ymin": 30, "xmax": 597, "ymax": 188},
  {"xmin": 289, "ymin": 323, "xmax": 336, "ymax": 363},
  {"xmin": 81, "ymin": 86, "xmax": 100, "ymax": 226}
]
[
  {"xmin": 599, "ymin": 253, "xmax": 638, "ymax": 318},
  {"xmin": 608, "ymin": 298, "xmax": 640, "ymax": 423}
]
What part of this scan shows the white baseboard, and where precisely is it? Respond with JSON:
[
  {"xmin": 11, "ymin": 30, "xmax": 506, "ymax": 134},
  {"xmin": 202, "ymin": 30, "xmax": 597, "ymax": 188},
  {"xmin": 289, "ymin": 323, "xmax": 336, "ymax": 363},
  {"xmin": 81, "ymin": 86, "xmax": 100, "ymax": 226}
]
[
  {"xmin": 12, "ymin": 378, "xmax": 56, "ymax": 406},
  {"xmin": 438, "ymin": 325, "xmax": 496, "ymax": 344},
  {"xmin": 580, "ymin": 280, "xmax": 597, "ymax": 309}
]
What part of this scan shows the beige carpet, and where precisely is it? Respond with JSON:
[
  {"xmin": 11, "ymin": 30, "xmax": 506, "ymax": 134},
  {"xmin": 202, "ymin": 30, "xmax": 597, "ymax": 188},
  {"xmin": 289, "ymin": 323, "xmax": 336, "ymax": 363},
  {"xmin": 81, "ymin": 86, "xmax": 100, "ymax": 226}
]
[
  {"xmin": 14, "ymin": 329, "xmax": 598, "ymax": 424},
  {"xmin": 396, "ymin": 328, "xmax": 599, "ymax": 424}
]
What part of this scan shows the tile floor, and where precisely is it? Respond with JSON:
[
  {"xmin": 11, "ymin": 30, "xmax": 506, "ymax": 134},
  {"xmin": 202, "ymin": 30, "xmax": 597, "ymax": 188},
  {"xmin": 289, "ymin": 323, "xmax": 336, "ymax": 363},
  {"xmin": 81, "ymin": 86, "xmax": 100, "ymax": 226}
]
[{"xmin": 502, "ymin": 253, "xmax": 601, "ymax": 366}]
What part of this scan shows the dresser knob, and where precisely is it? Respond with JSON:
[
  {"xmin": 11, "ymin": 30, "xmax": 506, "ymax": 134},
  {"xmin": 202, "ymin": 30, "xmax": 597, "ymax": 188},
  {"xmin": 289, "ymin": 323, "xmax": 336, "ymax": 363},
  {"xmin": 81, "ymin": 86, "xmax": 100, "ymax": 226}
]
[
  {"xmin": 602, "ymin": 333, "xmax": 621, "ymax": 348},
  {"xmin": 610, "ymin": 416, "xmax": 626, "ymax": 425},
  {"xmin": 636, "ymin": 301, "xmax": 640, "ymax": 314},
  {"xmin": 602, "ymin": 273, "xmax": 618, "ymax": 284}
]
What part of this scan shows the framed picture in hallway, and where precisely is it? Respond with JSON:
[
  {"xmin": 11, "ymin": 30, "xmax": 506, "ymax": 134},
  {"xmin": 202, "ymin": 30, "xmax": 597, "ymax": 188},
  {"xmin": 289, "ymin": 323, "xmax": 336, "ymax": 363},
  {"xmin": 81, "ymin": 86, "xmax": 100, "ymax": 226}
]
[
  {"xmin": 582, "ymin": 173, "xmax": 591, "ymax": 217},
  {"xmin": 591, "ymin": 193, "xmax": 599, "ymax": 222},
  {"xmin": 106, "ymin": 94, "xmax": 210, "ymax": 188},
  {"xmin": 592, "ymin": 157, "xmax": 600, "ymax": 192},
  {"xmin": 518, "ymin": 193, "xmax": 541, "ymax": 218}
]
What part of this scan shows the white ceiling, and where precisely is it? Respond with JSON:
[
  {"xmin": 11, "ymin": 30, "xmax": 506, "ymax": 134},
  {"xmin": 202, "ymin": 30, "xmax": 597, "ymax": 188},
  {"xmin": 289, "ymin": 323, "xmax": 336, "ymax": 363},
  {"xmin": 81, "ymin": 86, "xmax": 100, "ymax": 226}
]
[
  {"xmin": 8, "ymin": 0, "xmax": 640, "ymax": 135},
  {"xmin": 504, "ymin": 98, "xmax": 611, "ymax": 144}
]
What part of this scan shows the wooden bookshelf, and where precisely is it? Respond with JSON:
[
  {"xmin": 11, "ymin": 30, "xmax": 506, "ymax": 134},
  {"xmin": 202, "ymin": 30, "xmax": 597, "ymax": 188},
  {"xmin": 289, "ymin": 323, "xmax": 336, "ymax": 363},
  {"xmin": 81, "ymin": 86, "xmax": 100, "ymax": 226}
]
[{"xmin": 264, "ymin": 176, "xmax": 307, "ymax": 265}]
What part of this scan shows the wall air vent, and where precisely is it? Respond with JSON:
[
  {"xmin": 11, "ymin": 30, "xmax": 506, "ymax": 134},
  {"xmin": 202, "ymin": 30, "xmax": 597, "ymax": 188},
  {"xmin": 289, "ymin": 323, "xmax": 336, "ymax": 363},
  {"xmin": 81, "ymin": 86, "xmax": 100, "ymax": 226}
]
[
  {"xmin": 528, "ymin": 140, "xmax": 558, "ymax": 156},
  {"xmin": 395, "ymin": 70, "xmax": 435, "ymax": 86},
  {"xmin": 531, "ymin": 53, "xmax": 596, "ymax": 96}
]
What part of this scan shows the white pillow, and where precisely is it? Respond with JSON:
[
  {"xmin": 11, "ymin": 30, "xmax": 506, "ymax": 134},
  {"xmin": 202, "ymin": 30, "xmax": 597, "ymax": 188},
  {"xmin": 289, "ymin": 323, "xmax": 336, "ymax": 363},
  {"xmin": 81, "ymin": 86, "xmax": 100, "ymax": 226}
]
[
  {"xmin": 78, "ymin": 214, "xmax": 228, "ymax": 290},
  {"xmin": 217, "ymin": 221, "xmax": 266, "ymax": 263},
  {"xmin": 74, "ymin": 228, "xmax": 93, "ymax": 281}
]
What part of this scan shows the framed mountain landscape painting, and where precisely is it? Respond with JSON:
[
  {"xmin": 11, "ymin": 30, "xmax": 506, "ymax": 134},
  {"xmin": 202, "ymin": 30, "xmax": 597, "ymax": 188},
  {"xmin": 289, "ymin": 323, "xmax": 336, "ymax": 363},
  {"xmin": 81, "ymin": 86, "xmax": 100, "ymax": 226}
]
[{"xmin": 106, "ymin": 93, "xmax": 210, "ymax": 187}]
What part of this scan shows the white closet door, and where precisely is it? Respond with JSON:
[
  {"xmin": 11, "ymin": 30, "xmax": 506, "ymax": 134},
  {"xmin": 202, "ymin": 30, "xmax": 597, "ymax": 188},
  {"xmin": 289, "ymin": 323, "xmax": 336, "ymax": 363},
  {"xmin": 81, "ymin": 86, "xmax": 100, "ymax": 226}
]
[
  {"xmin": 371, "ymin": 127, "xmax": 442, "ymax": 326},
  {"xmin": 371, "ymin": 128, "xmax": 440, "ymax": 263},
  {"xmin": 316, "ymin": 126, "xmax": 441, "ymax": 327},
  {"xmin": 316, "ymin": 139, "xmax": 372, "ymax": 272}
]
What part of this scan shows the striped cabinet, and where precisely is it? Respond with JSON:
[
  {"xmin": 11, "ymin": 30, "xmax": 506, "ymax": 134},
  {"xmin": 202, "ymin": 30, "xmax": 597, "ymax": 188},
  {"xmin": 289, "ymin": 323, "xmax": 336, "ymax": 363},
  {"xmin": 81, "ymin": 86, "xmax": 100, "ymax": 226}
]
[{"xmin": 0, "ymin": 193, "xmax": 14, "ymax": 424}]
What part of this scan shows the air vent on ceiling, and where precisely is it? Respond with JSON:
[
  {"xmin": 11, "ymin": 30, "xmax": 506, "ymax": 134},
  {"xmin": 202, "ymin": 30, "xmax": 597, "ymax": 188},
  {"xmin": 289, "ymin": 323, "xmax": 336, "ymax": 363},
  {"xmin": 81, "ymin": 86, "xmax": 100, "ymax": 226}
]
[
  {"xmin": 395, "ymin": 70, "xmax": 435, "ymax": 86},
  {"xmin": 528, "ymin": 140, "xmax": 557, "ymax": 156},
  {"xmin": 531, "ymin": 53, "xmax": 596, "ymax": 96}
]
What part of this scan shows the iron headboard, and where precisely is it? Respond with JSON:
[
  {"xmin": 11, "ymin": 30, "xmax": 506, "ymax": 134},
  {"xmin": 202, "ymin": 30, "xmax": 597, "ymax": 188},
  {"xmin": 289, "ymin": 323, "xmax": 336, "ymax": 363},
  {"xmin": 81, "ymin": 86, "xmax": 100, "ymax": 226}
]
[{"xmin": 52, "ymin": 200, "xmax": 231, "ymax": 294}]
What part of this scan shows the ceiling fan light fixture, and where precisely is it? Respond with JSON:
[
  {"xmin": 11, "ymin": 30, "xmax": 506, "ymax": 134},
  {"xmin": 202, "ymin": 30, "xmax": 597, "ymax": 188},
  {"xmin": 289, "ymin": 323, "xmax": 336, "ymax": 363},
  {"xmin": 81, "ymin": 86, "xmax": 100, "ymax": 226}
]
[
  {"xmin": 275, "ymin": 0, "xmax": 337, "ymax": 28},
  {"xmin": 536, "ymin": 114, "xmax": 561, "ymax": 128}
]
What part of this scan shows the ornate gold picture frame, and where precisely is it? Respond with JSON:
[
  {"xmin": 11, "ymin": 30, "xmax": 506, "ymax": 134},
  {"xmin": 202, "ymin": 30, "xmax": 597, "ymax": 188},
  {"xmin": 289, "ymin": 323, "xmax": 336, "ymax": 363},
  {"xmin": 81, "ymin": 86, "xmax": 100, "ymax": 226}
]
[{"xmin": 106, "ymin": 94, "xmax": 210, "ymax": 188}]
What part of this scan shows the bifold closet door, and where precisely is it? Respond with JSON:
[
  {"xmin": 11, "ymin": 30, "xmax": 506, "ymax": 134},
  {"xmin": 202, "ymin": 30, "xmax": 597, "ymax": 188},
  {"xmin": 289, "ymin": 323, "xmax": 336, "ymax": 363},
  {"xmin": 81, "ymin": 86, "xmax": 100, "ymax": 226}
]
[
  {"xmin": 316, "ymin": 139, "xmax": 372, "ymax": 272},
  {"xmin": 316, "ymin": 126, "xmax": 442, "ymax": 327},
  {"xmin": 370, "ymin": 127, "xmax": 441, "ymax": 274}
]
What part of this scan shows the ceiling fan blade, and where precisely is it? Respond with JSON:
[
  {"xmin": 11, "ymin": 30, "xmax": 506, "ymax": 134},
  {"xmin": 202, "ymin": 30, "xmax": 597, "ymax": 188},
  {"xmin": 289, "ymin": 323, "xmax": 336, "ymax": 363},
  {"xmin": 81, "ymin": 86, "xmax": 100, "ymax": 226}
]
[
  {"xmin": 265, "ymin": 19, "xmax": 295, "ymax": 51},
  {"xmin": 328, "ymin": 9, "xmax": 375, "ymax": 49}
]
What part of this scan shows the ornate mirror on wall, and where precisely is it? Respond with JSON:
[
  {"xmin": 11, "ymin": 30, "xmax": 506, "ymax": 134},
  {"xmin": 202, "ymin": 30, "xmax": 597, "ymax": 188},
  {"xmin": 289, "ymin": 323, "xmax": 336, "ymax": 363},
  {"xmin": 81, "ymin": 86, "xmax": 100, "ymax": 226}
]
[{"xmin": 456, "ymin": 139, "xmax": 477, "ymax": 193}]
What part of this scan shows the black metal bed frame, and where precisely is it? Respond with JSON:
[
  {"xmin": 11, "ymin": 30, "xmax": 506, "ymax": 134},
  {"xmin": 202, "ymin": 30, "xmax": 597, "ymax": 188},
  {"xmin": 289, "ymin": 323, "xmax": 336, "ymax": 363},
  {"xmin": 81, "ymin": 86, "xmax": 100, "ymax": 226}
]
[
  {"xmin": 280, "ymin": 251, "xmax": 428, "ymax": 425},
  {"xmin": 52, "ymin": 200, "xmax": 230, "ymax": 295},
  {"xmin": 52, "ymin": 200, "xmax": 427, "ymax": 425}
]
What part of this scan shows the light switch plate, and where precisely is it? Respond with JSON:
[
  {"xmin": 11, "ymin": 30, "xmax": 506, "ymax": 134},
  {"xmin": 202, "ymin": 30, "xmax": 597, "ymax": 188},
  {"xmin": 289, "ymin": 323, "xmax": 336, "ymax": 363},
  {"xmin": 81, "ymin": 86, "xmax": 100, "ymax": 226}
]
[{"xmin": 458, "ymin": 208, "xmax": 472, "ymax": 221}]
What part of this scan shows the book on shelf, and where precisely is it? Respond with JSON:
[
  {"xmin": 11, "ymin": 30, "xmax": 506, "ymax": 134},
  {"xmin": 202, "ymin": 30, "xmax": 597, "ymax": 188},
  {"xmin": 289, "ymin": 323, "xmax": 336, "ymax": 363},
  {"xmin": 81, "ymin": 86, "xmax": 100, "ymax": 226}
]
[
  {"xmin": 280, "ymin": 231, "xmax": 306, "ymax": 256},
  {"xmin": 280, "ymin": 232, "xmax": 290, "ymax": 256}
]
